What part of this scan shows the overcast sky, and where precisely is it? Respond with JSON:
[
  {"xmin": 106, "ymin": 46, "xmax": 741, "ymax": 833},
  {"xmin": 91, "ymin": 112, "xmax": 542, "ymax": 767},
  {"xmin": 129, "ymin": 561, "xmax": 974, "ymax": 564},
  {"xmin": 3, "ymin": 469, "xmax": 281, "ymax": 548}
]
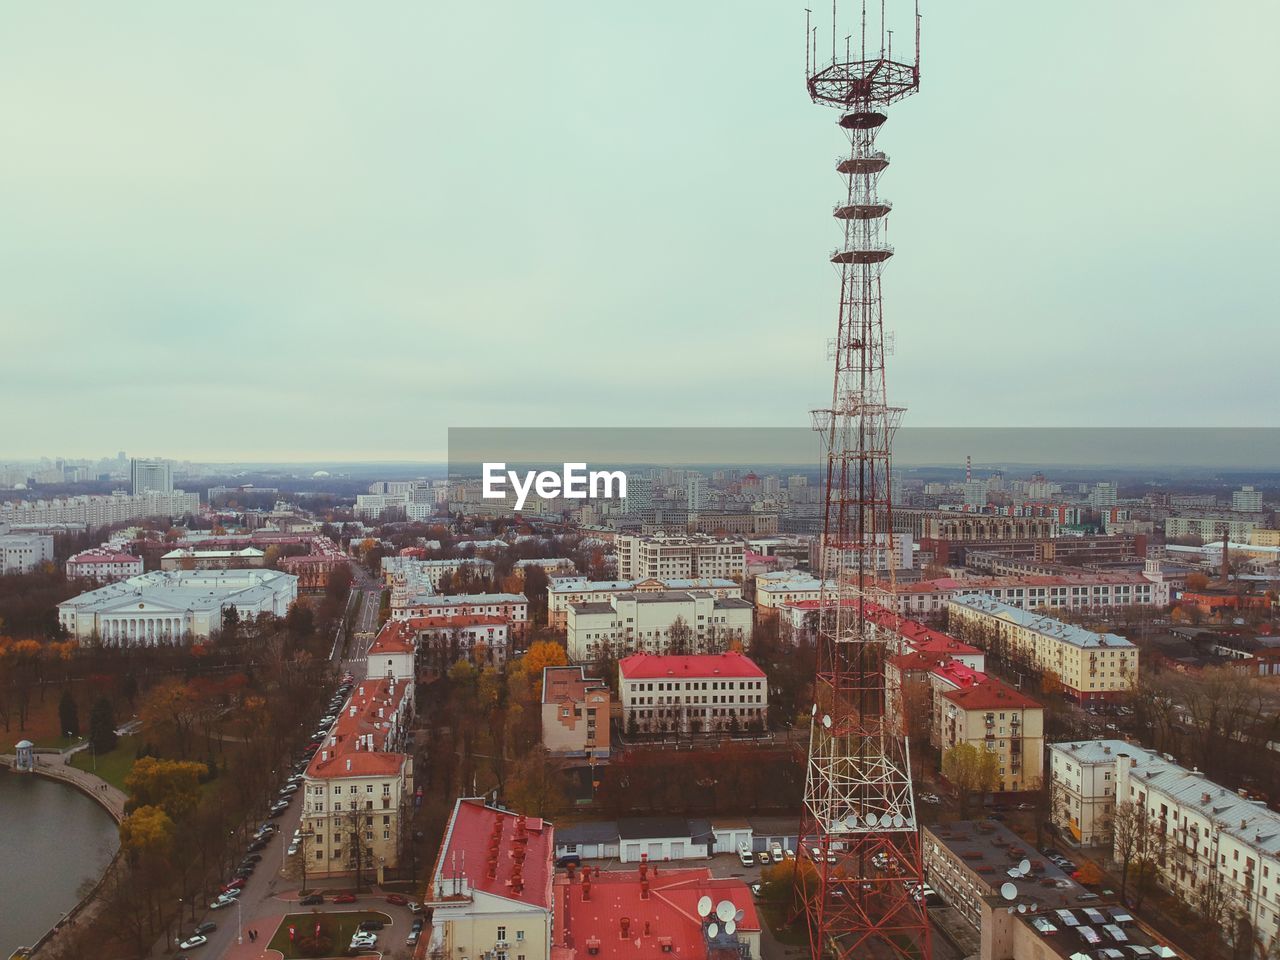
[{"xmin": 3, "ymin": 1, "xmax": 1277, "ymax": 462}]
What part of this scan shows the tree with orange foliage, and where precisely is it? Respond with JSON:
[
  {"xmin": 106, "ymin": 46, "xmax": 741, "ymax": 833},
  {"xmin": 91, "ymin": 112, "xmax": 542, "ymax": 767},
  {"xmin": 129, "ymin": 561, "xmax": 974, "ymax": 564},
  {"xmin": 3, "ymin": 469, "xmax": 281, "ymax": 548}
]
[{"xmin": 520, "ymin": 640, "xmax": 568, "ymax": 698}]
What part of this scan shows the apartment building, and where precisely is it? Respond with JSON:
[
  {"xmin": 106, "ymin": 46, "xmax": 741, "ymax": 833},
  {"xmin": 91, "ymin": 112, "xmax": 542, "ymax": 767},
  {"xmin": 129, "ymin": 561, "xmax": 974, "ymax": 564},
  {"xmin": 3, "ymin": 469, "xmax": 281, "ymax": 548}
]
[
  {"xmin": 159, "ymin": 546, "xmax": 266, "ymax": 570},
  {"xmin": 566, "ymin": 591, "xmax": 753, "ymax": 662},
  {"xmin": 407, "ymin": 614, "xmax": 511, "ymax": 671},
  {"xmin": 618, "ymin": 652, "xmax": 766, "ymax": 736},
  {"xmin": 541, "ymin": 665, "xmax": 610, "ymax": 757},
  {"xmin": 0, "ymin": 531, "xmax": 55, "ymax": 574},
  {"xmin": 129, "ymin": 458, "xmax": 173, "ymax": 495},
  {"xmin": 815, "ymin": 533, "xmax": 914, "ymax": 574},
  {"xmin": 426, "ymin": 799, "xmax": 555, "ymax": 960},
  {"xmin": 895, "ymin": 509, "xmax": 1059, "ymax": 542},
  {"xmin": 0, "ymin": 490, "xmax": 199, "ymax": 527},
  {"xmin": 1166, "ymin": 514, "xmax": 1261, "ymax": 544},
  {"xmin": 616, "ymin": 534, "xmax": 745, "ymax": 582},
  {"xmin": 396, "ymin": 593, "xmax": 528, "ymax": 639},
  {"xmin": 547, "ymin": 577, "xmax": 741, "ymax": 630},
  {"xmin": 1114, "ymin": 749, "xmax": 1280, "ymax": 950},
  {"xmin": 878, "ymin": 571, "xmax": 1166, "ymax": 618},
  {"xmin": 1047, "ymin": 739, "xmax": 1150, "ymax": 846},
  {"xmin": 947, "ymin": 595, "xmax": 1139, "ymax": 702},
  {"xmin": 65, "ymin": 548, "xmax": 144, "ymax": 583},
  {"xmin": 365, "ymin": 619, "xmax": 417, "ymax": 689},
  {"xmin": 754, "ymin": 574, "xmax": 838, "ymax": 613},
  {"xmin": 300, "ymin": 677, "xmax": 413, "ymax": 882},
  {"xmin": 380, "ymin": 555, "xmax": 496, "ymax": 591},
  {"xmin": 929, "ymin": 660, "xmax": 1044, "ymax": 793}
]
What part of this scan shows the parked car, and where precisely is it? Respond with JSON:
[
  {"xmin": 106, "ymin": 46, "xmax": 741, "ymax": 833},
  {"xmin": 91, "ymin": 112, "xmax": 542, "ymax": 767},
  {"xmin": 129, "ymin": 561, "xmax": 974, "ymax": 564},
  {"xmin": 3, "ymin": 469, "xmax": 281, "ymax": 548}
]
[
  {"xmin": 756, "ymin": 851, "xmax": 770, "ymax": 866},
  {"xmin": 332, "ymin": 893, "xmax": 357, "ymax": 904},
  {"xmin": 409, "ymin": 902, "xmax": 423, "ymax": 915},
  {"xmin": 919, "ymin": 793, "xmax": 941, "ymax": 804},
  {"xmin": 359, "ymin": 920, "xmax": 386, "ymax": 931},
  {"xmin": 386, "ymin": 893, "xmax": 409, "ymax": 906},
  {"xmin": 407, "ymin": 929, "xmax": 421, "ymax": 946},
  {"xmin": 299, "ymin": 893, "xmax": 324, "ymax": 906},
  {"xmin": 221, "ymin": 879, "xmax": 246, "ymax": 893},
  {"xmin": 194, "ymin": 922, "xmax": 217, "ymax": 935},
  {"xmin": 178, "ymin": 935, "xmax": 208, "ymax": 950},
  {"xmin": 770, "ymin": 844, "xmax": 784, "ymax": 863},
  {"xmin": 784, "ymin": 848, "xmax": 796, "ymax": 860},
  {"xmin": 209, "ymin": 896, "xmax": 234, "ymax": 910},
  {"xmin": 247, "ymin": 836, "xmax": 268, "ymax": 851},
  {"xmin": 351, "ymin": 932, "xmax": 378, "ymax": 950},
  {"xmin": 737, "ymin": 845, "xmax": 754, "ymax": 867},
  {"xmin": 750, "ymin": 883, "xmax": 762, "ymax": 898},
  {"xmin": 556, "ymin": 854, "xmax": 582, "ymax": 868}
]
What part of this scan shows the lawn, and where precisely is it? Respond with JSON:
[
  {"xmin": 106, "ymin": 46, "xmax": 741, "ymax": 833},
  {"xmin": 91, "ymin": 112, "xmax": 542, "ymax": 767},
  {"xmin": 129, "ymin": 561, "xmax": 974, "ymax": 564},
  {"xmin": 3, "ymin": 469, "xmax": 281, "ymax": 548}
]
[
  {"xmin": 70, "ymin": 734, "xmax": 140, "ymax": 791},
  {"xmin": 267, "ymin": 909, "xmax": 394, "ymax": 958}
]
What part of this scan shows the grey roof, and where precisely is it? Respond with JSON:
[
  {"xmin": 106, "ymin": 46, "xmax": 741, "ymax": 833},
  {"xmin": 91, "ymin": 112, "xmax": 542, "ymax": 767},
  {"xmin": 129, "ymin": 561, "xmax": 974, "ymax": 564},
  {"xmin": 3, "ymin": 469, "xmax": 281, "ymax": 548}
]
[
  {"xmin": 58, "ymin": 569, "xmax": 296, "ymax": 615},
  {"xmin": 569, "ymin": 601, "xmax": 616, "ymax": 615},
  {"xmin": 1050, "ymin": 740, "xmax": 1154, "ymax": 766},
  {"xmin": 714, "ymin": 598, "xmax": 754, "ymax": 610},
  {"xmin": 925, "ymin": 820, "xmax": 1088, "ymax": 909},
  {"xmin": 618, "ymin": 817, "xmax": 693, "ymax": 840},
  {"xmin": 948, "ymin": 594, "xmax": 1135, "ymax": 650},
  {"xmin": 556, "ymin": 820, "xmax": 620, "ymax": 845}
]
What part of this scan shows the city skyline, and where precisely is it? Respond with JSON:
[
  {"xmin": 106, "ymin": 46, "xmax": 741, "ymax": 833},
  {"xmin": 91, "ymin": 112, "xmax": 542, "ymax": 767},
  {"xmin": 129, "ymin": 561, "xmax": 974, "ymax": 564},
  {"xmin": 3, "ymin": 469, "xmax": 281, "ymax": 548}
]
[{"xmin": 4, "ymin": 2, "xmax": 1278, "ymax": 460}]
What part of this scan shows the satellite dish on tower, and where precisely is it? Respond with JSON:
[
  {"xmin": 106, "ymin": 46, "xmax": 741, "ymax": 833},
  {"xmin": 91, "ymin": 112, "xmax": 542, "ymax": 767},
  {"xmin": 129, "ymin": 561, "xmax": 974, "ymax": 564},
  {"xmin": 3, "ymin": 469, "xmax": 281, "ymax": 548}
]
[
  {"xmin": 725, "ymin": 920, "xmax": 737, "ymax": 936},
  {"xmin": 1018, "ymin": 859, "xmax": 1031, "ymax": 874},
  {"xmin": 811, "ymin": 703, "xmax": 818, "ymax": 716},
  {"xmin": 708, "ymin": 923, "xmax": 720, "ymax": 939},
  {"xmin": 697, "ymin": 896, "xmax": 713, "ymax": 918},
  {"xmin": 844, "ymin": 814, "xmax": 859, "ymax": 830},
  {"xmin": 716, "ymin": 900, "xmax": 736, "ymax": 923},
  {"xmin": 1017, "ymin": 904, "xmax": 1028, "ymax": 914},
  {"xmin": 822, "ymin": 714, "xmax": 832, "ymax": 729},
  {"xmin": 735, "ymin": 909, "xmax": 745, "ymax": 923},
  {"xmin": 892, "ymin": 814, "xmax": 905, "ymax": 828},
  {"xmin": 1000, "ymin": 882, "xmax": 1017, "ymax": 902},
  {"xmin": 865, "ymin": 812, "xmax": 879, "ymax": 827}
]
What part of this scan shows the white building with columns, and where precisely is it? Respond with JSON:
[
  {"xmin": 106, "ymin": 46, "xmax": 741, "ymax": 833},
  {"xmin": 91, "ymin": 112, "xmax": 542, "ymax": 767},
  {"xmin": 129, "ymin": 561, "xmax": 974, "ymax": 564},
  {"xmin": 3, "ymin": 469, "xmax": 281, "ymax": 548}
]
[{"xmin": 57, "ymin": 568, "xmax": 297, "ymax": 643}]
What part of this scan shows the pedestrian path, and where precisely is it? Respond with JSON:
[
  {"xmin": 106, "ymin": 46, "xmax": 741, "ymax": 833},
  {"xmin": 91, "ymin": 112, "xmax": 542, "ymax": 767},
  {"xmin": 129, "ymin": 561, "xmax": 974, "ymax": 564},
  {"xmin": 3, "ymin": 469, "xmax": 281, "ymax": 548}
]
[{"xmin": 0, "ymin": 751, "xmax": 127, "ymax": 821}]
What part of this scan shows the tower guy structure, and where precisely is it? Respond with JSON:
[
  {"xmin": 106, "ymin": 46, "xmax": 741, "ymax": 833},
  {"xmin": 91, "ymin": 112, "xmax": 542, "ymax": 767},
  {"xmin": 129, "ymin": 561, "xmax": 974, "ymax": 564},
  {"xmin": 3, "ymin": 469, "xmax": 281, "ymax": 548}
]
[{"xmin": 797, "ymin": 2, "xmax": 931, "ymax": 959}]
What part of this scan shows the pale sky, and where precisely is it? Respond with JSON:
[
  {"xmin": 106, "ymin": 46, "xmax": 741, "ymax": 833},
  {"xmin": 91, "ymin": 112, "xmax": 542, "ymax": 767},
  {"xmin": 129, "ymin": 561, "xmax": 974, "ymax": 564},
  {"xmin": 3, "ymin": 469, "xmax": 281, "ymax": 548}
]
[{"xmin": 3, "ymin": 2, "xmax": 1277, "ymax": 462}]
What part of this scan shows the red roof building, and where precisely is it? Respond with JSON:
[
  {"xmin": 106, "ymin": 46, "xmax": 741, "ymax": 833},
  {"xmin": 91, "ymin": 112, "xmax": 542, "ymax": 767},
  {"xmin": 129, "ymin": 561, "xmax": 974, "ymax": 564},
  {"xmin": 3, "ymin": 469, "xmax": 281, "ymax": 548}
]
[
  {"xmin": 618, "ymin": 652, "xmax": 765, "ymax": 681},
  {"xmin": 619, "ymin": 653, "xmax": 766, "ymax": 737},
  {"xmin": 426, "ymin": 799, "xmax": 556, "ymax": 960},
  {"xmin": 552, "ymin": 863, "xmax": 762, "ymax": 960}
]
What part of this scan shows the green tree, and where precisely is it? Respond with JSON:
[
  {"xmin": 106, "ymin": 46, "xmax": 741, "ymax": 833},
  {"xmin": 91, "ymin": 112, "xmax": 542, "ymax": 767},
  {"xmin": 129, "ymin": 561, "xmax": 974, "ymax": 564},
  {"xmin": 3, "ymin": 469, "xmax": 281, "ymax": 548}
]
[
  {"xmin": 89, "ymin": 697, "xmax": 118, "ymax": 753},
  {"xmin": 58, "ymin": 688, "xmax": 80, "ymax": 738}
]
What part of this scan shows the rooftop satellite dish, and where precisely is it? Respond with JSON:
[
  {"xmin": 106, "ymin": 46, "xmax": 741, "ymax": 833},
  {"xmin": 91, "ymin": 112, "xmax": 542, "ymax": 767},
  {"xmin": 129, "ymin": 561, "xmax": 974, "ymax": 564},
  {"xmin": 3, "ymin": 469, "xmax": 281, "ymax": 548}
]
[
  {"xmin": 1019, "ymin": 859, "xmax": 1032, "ymax": 874},
  {"xmin": 697, "ymin": 896, "xmax": 713, "ymax": 918},
  {"xmin": 725, "ymin": 920, "xmax": 737, "ymax": 936},
  {"xmin": 1000, "ymin": 882, "xmax": 1018, "ymax": 902},
  {"xmin": 716, "ymin": 900, "xmax": 736, "ymax": 923},
  {"xmin": 822, "ymin": 714, "xmax": 832, "ymax": 729},
  {"xmin": 707, "ymin": 923, "xmax": 719, "ymax": 939}
]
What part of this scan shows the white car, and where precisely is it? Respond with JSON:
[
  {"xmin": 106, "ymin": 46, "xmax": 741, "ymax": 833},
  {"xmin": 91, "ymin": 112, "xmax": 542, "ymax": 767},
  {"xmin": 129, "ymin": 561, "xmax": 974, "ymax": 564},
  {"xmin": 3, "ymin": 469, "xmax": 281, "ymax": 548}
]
[
  {"xmin": 738, "ymin": 845, "xmax": 754, "ymax": 867},
  {"xmin": 209, "ymin": 896, "xmax": 235, "ymax": 910},
  {"xmin": 351, "ymin": 932, "xmax": 378, "ymax": 950},
  {"xmin": 770, "ymin": 845, "xmax": 784, "ymax": 863},
  {"xmin": 178, "ymin": 935, "xmax": 208, "ymax": 949},
  {"xmin": 919, "ymin": 793, "xmax": 941, "ymax": 804}
]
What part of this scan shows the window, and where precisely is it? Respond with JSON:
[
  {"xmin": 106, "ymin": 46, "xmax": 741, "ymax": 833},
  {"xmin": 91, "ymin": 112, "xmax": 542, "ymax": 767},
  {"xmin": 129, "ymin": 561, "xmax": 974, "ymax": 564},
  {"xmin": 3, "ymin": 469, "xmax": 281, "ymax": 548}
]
[
  {"xmin": 517, "ymin": 931, "xmax": 525, "ymax": 942},
  {"xmin": 497, "ymin": 926, "xmax": 507, "ymax": 941}
]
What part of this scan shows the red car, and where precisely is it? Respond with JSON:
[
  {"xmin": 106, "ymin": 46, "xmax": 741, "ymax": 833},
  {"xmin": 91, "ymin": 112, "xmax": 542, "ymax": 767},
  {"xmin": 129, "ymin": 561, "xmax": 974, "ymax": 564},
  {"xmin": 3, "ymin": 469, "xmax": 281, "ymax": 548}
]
[
  {"xmin": 332, "ymin": 893, "xmax": 357, "ymax": 904},
  {"xmin": 385, "ymin": 893, "xmax": 409, "ymax": 906},
  {"xmin": 221, "ymin": 879, "xmax": 247, "ymax": 893}
]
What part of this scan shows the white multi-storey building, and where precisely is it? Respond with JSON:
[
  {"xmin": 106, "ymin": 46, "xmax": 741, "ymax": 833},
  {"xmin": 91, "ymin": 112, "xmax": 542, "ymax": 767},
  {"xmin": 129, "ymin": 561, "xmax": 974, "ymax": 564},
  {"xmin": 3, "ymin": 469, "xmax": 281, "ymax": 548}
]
[
  {"xmin": 619, "ymin": 652, "xmax": 767, "ymax": 735},
  {"xmin": 566, "ymin": 591, "xmax": 753, "ymax": 662},
  {"xmin": 547, "ymin": 576, "xmax": 742, "ymax": 630},
  {"xmin": 1166, "ymin": 514, "xmax": 1261, "ymax": 544},
  {"xmin": 616, "ymin": 534, "xmax": 745, "ymax": 582},
  {"xmin": 394, "ymin": 592, "xmax": 529, "ymax": 639},
  {"xmin": 879, "ymin": 571, "xmax": 1167, "ymax": 618},
  {"xmin": 0, "ymin": 531, "xmax": 55, "ymax": 574},
  {"xmin": 130, "ymin": 458, "xmax": 173, "ymax": 495},
  {"xmin": 57, "ymin": 568, "xmax": 297, "ymax": 643},
  {"xmin": 0, "ymin": 491, "xmax": 199, "ymax": 527},
  {"xmin": 65, "ymin": 548, "xmax": 145, "ymax": 582},
  {"xmin": 1234, "ymin": 486, "xmax": 1264, "ymax": 513},
  {"xmin": 1047, "ymin": 739, "xmax": 1149, "ymax": 846}
]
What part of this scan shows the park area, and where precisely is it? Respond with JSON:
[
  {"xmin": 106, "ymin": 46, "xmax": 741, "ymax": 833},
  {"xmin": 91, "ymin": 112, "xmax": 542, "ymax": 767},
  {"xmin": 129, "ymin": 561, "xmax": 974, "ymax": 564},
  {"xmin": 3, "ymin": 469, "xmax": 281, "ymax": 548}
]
[{"xmin": 267, "ymin": 910, "xmax": 394, "ymax": 958}]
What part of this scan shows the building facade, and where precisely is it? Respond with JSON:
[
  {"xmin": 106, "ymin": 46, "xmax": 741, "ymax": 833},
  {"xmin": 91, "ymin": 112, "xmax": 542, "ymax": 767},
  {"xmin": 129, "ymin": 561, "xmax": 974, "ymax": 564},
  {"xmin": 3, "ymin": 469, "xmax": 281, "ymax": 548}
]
[
  {"xmin": 548, "ymin": 577, "xmax": 742, "ymax": 630},
  {"xmin": 541, "ymin": 665, "xmax": 610, "ymax": 757},
  {"xmin": 65, "ymin": 548, "xmax": 145, "ymax": 583},
  {"xmin": 616, "ymin": 534, "xmax": 745, "ymax": 582},
  {"xmin": 566, "ymin": 591, "xmax": 753, "ymax": 662},
  {"xmin": 1047, "ymin": 739, "xmax": 1144, "ymax": 846},
  {"xmin": 0, "ymin": 532, "xmax": 54, "ymax": 574},
  {"xmin": 57, "ymin": 568, "xmax": 298, "ymax": 642},
  {"xmin": 947, "ymin": 595, "xmax": 1139, "ymax": 702},
  {"xmin": 618, "ymin": 652, "xmax": 766, "ymax": 736},
  {"xmin": 300, "ymin": 677, "xmax": 413, "ymax": 882}
]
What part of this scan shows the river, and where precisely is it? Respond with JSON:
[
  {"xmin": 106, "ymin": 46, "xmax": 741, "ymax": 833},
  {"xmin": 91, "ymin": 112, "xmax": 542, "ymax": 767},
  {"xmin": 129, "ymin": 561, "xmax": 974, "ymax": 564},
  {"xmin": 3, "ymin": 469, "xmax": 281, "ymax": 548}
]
[{"xmin": 0, "ymin": 768, "xmax": 119, "ymax": 958}]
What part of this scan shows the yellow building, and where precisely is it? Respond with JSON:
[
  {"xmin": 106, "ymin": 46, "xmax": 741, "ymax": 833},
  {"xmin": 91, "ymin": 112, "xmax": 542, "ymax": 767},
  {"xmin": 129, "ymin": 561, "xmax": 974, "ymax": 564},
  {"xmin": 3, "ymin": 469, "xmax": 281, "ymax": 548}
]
[{"xmin": 946, "ymin": 595, "xmax": 1138, "ymax": 703}]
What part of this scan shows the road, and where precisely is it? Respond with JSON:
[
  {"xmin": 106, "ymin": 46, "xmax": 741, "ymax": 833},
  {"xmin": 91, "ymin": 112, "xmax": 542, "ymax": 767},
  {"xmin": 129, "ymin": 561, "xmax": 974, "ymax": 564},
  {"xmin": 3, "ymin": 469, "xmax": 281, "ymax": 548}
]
[{"xmin": 167, "ymin": 570, "xmax": 389, "ymax": 960}]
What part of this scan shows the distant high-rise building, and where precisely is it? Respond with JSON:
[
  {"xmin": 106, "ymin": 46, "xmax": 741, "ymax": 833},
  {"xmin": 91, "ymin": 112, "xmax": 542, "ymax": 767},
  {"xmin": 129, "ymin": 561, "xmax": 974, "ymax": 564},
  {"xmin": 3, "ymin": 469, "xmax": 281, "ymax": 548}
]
[
  {"xmin": 1089, "ymin": 481, "xmax": 1118, "ymax": 509},
  {"xmin": 1233, "ymin": 485, "xmax": 1263, "ymax": 513},
  {"xmin": 685, "ymin": 474, "xmax": 707, "ymax": 513},
  {"xmin": 130, "ymin": 458, "xmax": 173, "ymax": 495},
  {"xmin": 962, "ymin": 479, "xmax": 987, "ymax": 509}
]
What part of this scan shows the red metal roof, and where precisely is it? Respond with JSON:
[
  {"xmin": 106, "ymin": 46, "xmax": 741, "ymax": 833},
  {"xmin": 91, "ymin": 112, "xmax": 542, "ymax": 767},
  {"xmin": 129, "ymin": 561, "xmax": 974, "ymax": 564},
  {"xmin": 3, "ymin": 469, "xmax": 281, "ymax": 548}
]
[
  {"xmin": 553, "ymin": 866, "xmax": 759, "ymax": 960},
  {"xmin": 941, "ymin": 676, "xmax": 1041, "ymax": 711},
  {"xmin": 306, "ymin": 677, "xmax": 409, "ymax": 780},
  {"xmin": 619, "ymin": 652, "xmax": 765, "ymax": 681},
  {"xmin": 369, "ymin": 619, "xmax": 416, "ymax": 655},
  {"xmin": 429, "ymin": 798, "xmax": 555, "ymax": 910}
]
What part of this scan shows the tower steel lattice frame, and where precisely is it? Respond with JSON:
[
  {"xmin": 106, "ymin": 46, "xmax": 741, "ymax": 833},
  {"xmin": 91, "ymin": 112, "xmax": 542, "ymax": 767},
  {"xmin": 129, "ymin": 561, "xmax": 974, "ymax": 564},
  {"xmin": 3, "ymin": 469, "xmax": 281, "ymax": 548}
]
[{"xmin": 795, "ymin": 3, "xmax": 931, "ymax": 960}]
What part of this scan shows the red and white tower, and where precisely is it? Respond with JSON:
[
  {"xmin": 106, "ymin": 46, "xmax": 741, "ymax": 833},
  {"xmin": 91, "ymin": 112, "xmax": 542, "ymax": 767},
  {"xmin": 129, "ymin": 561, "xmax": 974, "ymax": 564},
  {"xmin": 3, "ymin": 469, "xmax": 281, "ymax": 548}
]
[{"xmin": 796, "ymin": 2, "xmax": 931, "ymax": 959}]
